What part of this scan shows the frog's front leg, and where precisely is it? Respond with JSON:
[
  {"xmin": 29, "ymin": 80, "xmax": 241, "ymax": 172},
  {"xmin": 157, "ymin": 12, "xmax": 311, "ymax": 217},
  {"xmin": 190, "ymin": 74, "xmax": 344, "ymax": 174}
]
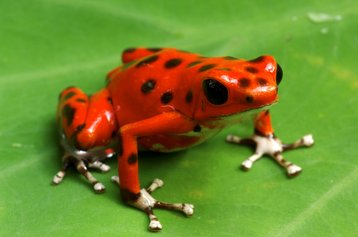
[
  {"xmin": 116, "ymin": 112, "xmax": 195, "ymax": 232},
  {"xmin": 226, "ymin": 110, "xmax": 314, "ymax": 177}
]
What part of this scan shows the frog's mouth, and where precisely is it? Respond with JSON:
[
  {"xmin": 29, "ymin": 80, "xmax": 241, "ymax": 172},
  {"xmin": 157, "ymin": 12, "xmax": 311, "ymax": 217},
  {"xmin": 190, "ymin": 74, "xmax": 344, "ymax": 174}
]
[
  {"xmin": 212, "ymin": 100, "xmax": 277, "ymax": 125},
  {"xmin": 243, "ymin": 101, "xmax": 276, "ymax": 115}
]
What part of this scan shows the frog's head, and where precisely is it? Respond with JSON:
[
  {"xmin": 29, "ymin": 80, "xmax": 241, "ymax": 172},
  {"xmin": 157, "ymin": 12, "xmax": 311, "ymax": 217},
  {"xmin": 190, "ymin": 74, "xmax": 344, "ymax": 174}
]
[{"xmin": 193, "ymin": 56, "xmax": 282, "ymax": 121}]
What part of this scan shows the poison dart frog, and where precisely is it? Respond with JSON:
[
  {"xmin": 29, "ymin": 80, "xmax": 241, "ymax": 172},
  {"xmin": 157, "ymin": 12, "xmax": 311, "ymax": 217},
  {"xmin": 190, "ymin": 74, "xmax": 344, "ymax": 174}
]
[{"xmin": 53, "ymin": 47, "xmax": 314, "ymax": 231}]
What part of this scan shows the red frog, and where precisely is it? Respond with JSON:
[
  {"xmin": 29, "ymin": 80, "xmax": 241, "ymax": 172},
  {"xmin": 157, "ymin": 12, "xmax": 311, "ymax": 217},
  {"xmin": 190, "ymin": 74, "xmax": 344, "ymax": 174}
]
[{"xmin": 53, "ymin": 48, "xmax": 314, "ymax": 231}]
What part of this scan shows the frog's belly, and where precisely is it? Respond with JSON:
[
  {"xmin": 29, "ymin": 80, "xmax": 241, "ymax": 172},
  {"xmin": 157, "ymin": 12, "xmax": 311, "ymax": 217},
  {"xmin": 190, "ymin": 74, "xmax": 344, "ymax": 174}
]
[{"xmin": 138, "ymin": 129, "xmax": 221, "ymax": 152}]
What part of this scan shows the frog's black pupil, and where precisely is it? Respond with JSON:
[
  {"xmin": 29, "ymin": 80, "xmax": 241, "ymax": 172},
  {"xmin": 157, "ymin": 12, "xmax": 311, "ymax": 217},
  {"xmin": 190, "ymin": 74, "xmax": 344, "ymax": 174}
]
[
  {"xmin": 276, "ymin": 63, "xmax": 283, "ymax": 85},
  {"xmin": 203, "ymin": 79, "xmax": 228, "ymax": 105}
]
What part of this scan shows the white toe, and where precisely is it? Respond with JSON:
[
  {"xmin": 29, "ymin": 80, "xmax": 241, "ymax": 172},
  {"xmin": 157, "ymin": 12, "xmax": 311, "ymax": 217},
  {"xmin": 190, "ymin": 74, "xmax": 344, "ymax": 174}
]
[
  {"xmin": 111, "ymin": 176, "xmax": 120, "ymax": 184},
  {"xmin": 302, "ymin": 134, "xmax": 314, "ymax": 146},
  {"xmin": 149, "ymin": 220, "xmax": 162, "ymax": 232},
  {"xmin": 52, "ymin": 176, "xmax": 62, "ymax": 184},
  {"xmin": 241, "ymin": 160, "xmax": 253, "ymax": 170},
  {"xmin": 226, "ymin": 134, "xmax": 233, "ymax": 141},
  {"xmin": 52, "ymin": 172, "xmax": 64, "ymax": 184},
  {"xmin": 94, "ymin": 182, "xmax": 105, "ymax": 193},
  {"xmin": 226, "ymin": 134, "xmax": 241, "ymax": 143},
  {"xmin": 287, "ymin": 164, "xmax": 302, "ymax": 176},
  {"xmin": 183, "ymin": 204, "xmax": 194, "ymax": 216},
  {"xmin": 153, "ymin": 178, "xmax": 164, "ymax": 187},
  {"xmin": 100, "ymin": 164, "xmax": 111, "ymax": 172}
]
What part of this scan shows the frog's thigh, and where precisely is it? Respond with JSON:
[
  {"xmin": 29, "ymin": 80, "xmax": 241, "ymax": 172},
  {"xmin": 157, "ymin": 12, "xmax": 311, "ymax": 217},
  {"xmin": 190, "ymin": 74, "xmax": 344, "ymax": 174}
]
[{"xmin": 75, "ymin": 89, "xmax": 117, "ymax": 150}]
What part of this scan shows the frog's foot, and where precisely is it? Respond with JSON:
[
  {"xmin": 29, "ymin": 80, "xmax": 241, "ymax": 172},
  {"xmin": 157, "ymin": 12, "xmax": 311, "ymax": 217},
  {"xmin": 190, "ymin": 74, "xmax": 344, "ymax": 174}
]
[
  {"xmin": 52, "ymin": 154, "xmax": 106, "ymax": 193},
  {"xmin": 111, "ymin": 177, "xmax": 194, "ymax": 232},
  {"xmin": 226, "ymin": 134, "xmax": 314, "ymax": 177}
]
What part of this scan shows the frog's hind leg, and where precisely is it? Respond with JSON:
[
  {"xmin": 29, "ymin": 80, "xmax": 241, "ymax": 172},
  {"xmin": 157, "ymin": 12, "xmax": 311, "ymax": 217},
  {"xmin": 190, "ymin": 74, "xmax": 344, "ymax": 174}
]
[
  {"xmin": 54, "ymin": 87, "xmax": 118, "ymax": 193},
  {"xmin": 58, "ymin": 87, "xmax": 118, "ymax": 150}
]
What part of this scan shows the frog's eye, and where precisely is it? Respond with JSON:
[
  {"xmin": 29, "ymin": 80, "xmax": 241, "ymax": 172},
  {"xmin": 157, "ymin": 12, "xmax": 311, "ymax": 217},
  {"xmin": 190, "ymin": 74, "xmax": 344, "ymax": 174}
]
[
  {"xmin": 203, "ymin": 78, "xmax": 228, "ymax": 105},
  {"xmin": 276, "ymin": 63, "xmax": 283, "ymax": 85}
]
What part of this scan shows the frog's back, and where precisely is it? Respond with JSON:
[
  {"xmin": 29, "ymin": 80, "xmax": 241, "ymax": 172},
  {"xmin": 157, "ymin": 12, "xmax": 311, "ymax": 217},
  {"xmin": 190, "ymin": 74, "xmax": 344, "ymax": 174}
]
[{"xmin": 107, "ymin": 48, "xmax": 200, "ymax": 125}]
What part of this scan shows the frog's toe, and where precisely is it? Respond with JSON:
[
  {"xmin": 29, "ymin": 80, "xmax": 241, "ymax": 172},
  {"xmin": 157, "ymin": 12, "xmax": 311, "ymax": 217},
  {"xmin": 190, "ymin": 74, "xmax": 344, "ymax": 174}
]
[
  {"xmin": 88, "ymin": 160, "xmax": 111, "ymax": 172},
  {"xmin": 182, "ymin": 204, "xmax": 194, "ymax": 216},
  {"xmin": 302, "ymin": 134, "xmax": 314, "ymax": 147},
  {"xmin": 241, "ymin": 159, "xmax": 253, "ymax": 170},
  {"xmin": 100, "ymin": 164, "xmax": 111, "ymax": 172},
  {"xmin": 287, "ymin": 164, "xmax": 302, "ymax": 177},
  {"xmin": 93, "ymin": 182, "xmax": 106, "ymax": 193},
  {"xmin": 52, "ymin": 171, "xmax": 65, "ymax": 184},
  {"xmin": 226, "ymin": 134, "xmax": 241, "ymax": 143},
  {"xmin": 148, "ymin": 219, "xmax": 162, "ymax": 232},
  {"xmin": 146, "ymin": 178, "xmax": 164, "ymax": 193},
  {"xmin": 111, "ymin": 175, "xmax": 120, "ymax": 184}
]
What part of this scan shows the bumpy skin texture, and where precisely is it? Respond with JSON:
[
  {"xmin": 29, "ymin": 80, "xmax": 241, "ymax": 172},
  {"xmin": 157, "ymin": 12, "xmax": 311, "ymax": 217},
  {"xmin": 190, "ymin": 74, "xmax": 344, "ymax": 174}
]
[{"xmin": 55, "ymin": 47, "xmax": 313, "ymax": 231}]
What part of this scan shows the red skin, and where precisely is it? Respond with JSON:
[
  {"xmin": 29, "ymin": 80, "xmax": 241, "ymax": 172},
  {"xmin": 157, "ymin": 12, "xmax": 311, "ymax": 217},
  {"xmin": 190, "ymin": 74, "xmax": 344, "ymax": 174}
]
[{"xmin": 57, "ymin": 48, "xmax": 280, "ymax": 198}]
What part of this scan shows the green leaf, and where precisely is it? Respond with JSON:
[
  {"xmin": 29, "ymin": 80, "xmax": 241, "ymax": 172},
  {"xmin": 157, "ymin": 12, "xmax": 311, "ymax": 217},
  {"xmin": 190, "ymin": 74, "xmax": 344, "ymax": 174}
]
[{"xmin": 0, "ymin": 0, "xmax": 357, "ymax": 236}]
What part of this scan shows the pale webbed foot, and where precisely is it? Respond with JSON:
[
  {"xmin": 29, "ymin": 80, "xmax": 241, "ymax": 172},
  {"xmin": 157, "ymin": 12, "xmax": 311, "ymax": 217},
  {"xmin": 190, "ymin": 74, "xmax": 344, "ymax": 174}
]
[
  {"xmin": 52, "ymin": 154, "xmax": 107, "ymax": 193},
  {"xmin": 112, "ymin": 177, "xmax": 194, "ymax": 232},
  {"xmin": 226, "ymin": 134, "xmax": 314, "ymax": 177}
]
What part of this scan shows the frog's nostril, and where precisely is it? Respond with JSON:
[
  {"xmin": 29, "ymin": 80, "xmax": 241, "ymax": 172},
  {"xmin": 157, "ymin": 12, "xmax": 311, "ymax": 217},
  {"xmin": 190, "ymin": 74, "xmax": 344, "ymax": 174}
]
[
  {"xmin": 276, "ymin": 64, "xmax": 283, "ymax": 85},
  {"xmin": 257, "ymin": 78, "xmax": 267, "ymax": 86},
  {"xmin": 246, "ymin": 95, "xmax": 254, "ymax": 103}
]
